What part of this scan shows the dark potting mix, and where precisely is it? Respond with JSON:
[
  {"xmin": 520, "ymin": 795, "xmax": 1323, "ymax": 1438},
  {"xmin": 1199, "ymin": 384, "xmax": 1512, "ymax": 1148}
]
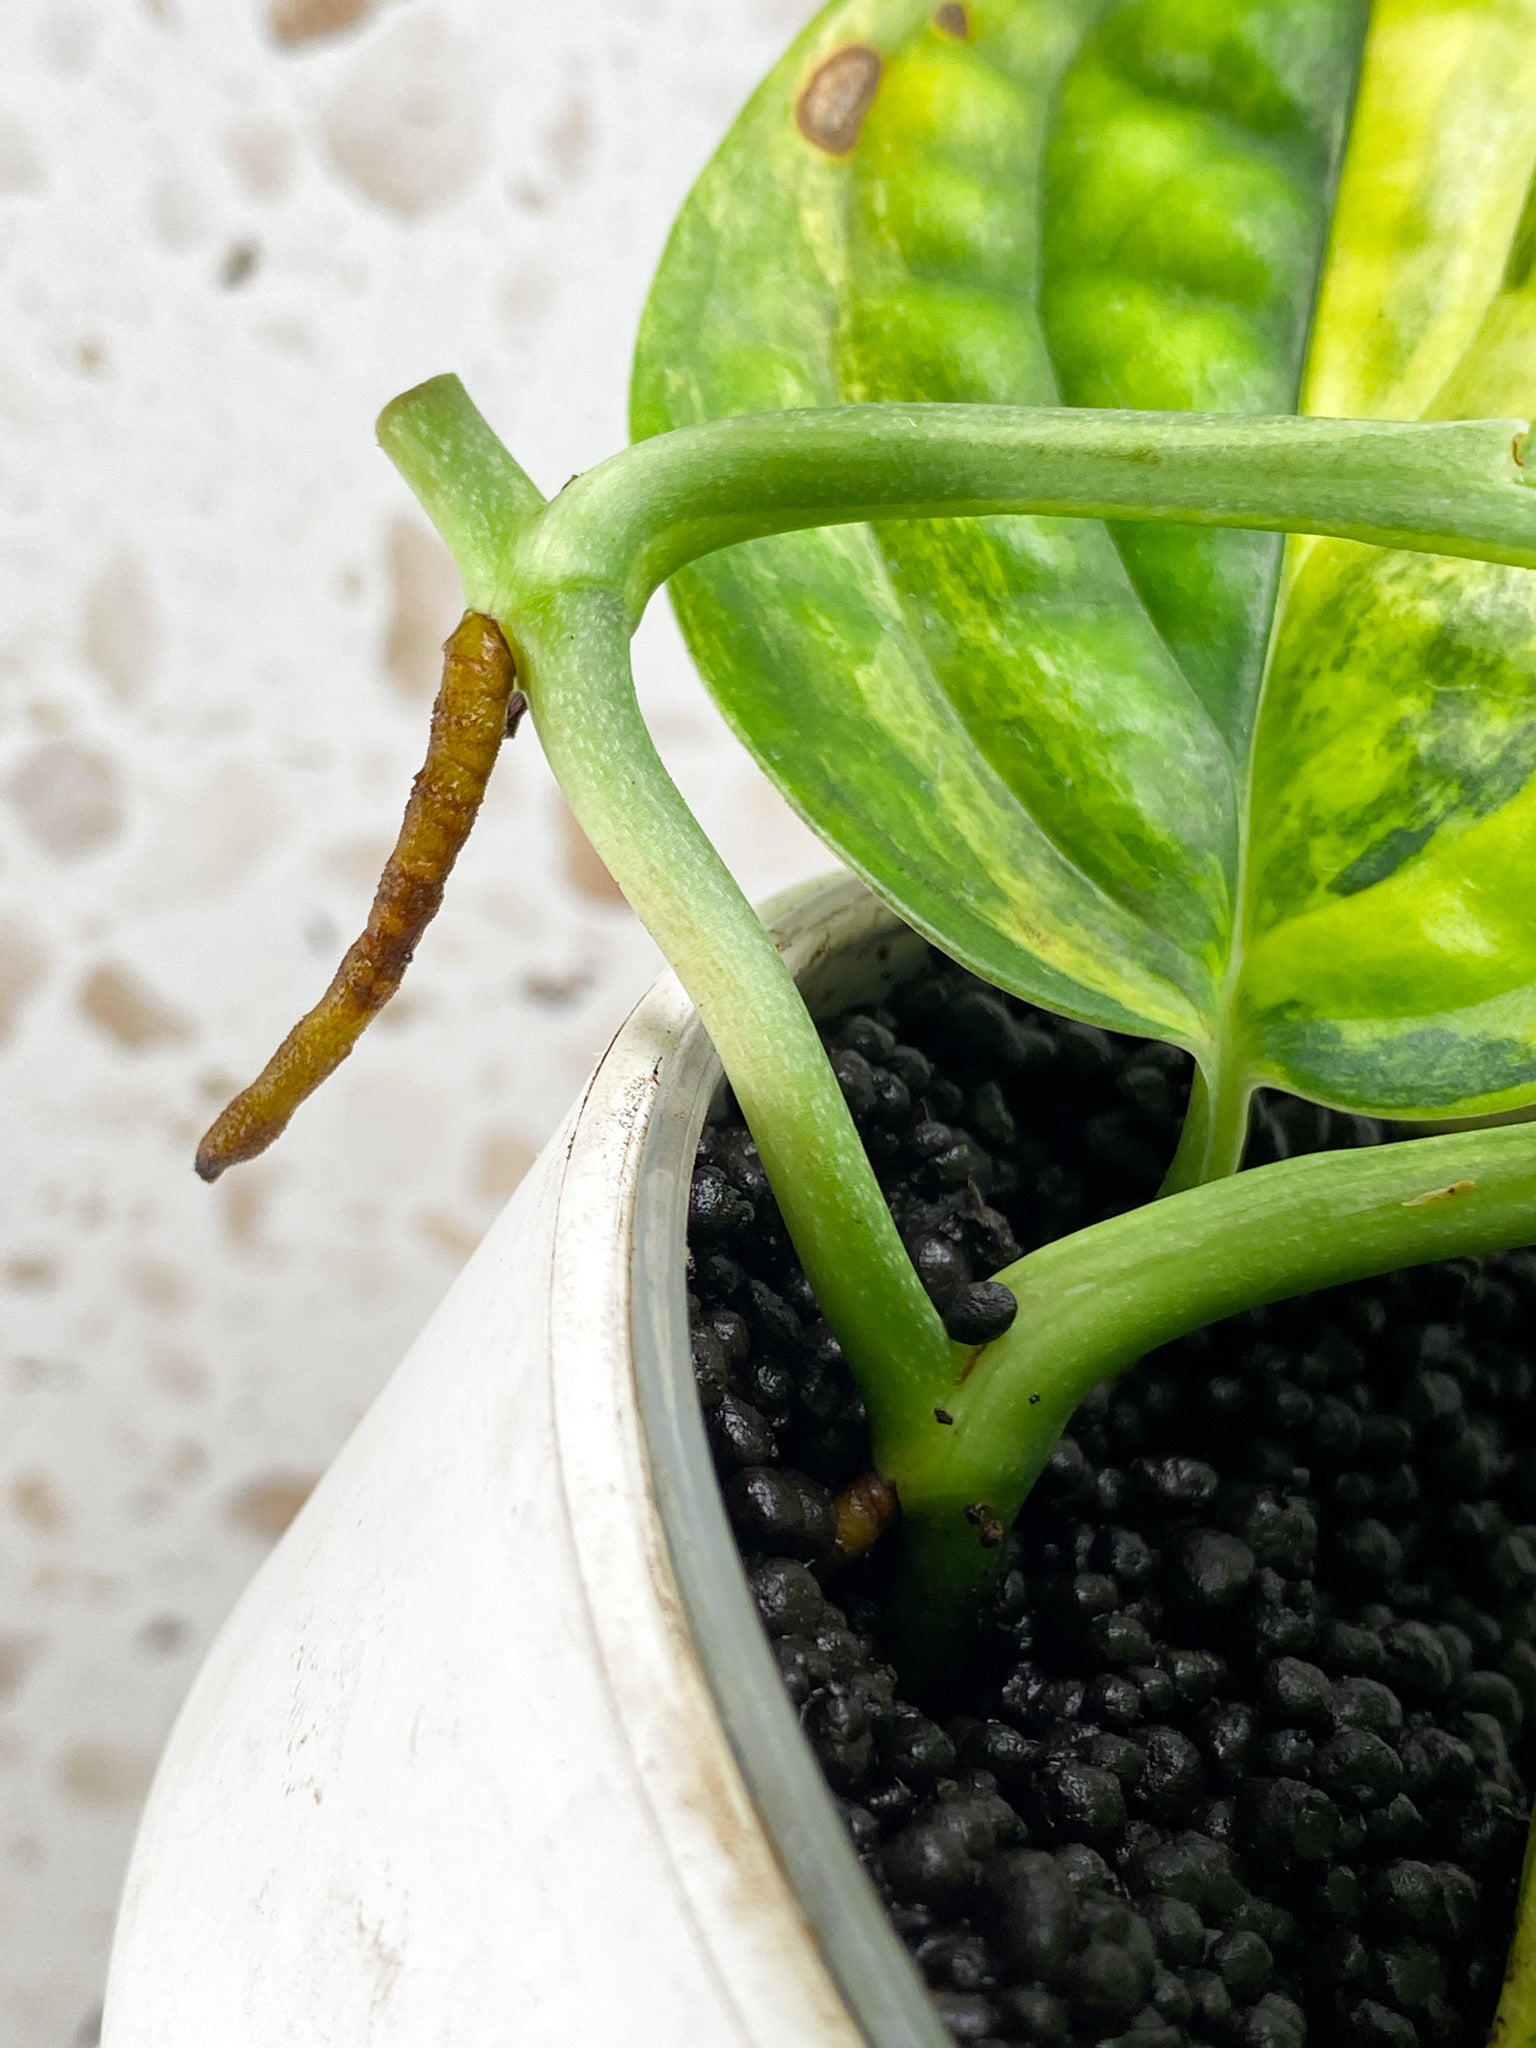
[{"xmin": 685, "ymin": 950, "xmax": 1536, "ymax": 2048}]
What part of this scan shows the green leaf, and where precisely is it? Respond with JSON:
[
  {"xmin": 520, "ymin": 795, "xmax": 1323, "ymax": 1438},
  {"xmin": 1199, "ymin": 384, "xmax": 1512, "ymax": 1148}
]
[
  {"xmin": 631, "ymin": 0, "xmax": 1536, "ymax": 1128},
  {"xmin": 1240, "ymin": 0, "xmax": 1536, "ymax": 1116}
]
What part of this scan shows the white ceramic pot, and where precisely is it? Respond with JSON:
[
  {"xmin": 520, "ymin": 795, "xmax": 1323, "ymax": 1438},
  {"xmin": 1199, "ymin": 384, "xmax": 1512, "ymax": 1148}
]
[{"xmin": 102, "ymin": 871, "xmax": 952, "ymax": 2048}]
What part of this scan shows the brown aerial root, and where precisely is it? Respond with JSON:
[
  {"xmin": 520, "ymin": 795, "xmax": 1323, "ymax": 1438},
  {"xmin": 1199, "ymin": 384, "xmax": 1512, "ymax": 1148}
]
[
  {"xmin": 195, "ymin": 610, "xmax": 520, "ymax": 1182},
  {"xmin": 829, "ymin": 1470, "xmax": 900, "ymax": 1564}
]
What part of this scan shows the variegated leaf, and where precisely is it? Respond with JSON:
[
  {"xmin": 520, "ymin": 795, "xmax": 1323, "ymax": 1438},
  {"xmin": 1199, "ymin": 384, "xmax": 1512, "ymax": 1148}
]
[{"xmin": 632, "ymin": 0, "xmax": 1536, "ymax": 1120}]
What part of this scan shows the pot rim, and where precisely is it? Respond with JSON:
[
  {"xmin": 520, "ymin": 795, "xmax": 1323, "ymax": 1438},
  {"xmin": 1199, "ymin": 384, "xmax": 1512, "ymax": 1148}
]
[
  {"xmin": 625, "ymin": 870, "xmax": 951, "ymax": 2048},
  {"xmin": 102, "ymin": 870, "xmax": 953, "ymax": 2048}
]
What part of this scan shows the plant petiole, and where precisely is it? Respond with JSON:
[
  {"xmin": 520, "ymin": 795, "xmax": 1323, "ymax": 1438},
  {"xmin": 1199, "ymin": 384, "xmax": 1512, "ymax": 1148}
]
[
  {"xmin": 372, "ymin": 376, "xmax": 1536, "ymax": 1628},
  {"xmin": 1158, "ymin": 1058, "xmax": 1253, "ymax": 1196},
  {"xmin": 890, "ymin": 1119, "xmax": 1536, "ymax": 1622}
]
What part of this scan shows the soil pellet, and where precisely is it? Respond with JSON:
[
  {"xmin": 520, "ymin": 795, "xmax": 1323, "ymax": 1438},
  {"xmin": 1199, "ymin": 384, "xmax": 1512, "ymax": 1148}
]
[
  {"xmin": 944, "ymin": 1279, "xmax": 1020, "ymax": 1345},
  {"xmin": 687, "ymin": 950, "xmax": 1535, "ymax": 2048}
]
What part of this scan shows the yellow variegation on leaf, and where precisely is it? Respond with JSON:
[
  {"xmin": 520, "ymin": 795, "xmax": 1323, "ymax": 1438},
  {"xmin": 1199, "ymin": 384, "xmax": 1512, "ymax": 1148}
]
[{"xmin": 632, "ymin": 0, "xmax": 1536, "ymax": 1155}]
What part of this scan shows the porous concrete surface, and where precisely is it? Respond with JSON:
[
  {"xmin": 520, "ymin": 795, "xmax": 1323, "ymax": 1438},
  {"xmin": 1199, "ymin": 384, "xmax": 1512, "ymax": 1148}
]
[{"xmin": 0, "ymin": 1, "xmax": 824, "ymax": 2039}]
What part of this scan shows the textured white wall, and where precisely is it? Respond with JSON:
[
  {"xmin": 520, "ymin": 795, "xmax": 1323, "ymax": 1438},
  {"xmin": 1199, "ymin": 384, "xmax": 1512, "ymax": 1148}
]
[{"xmin": 0, "ymin": 1, "xmax": 825, "ymax": 2040}]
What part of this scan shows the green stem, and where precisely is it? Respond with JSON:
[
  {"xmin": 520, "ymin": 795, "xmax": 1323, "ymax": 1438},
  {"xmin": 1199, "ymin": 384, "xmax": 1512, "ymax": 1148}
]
[
  {"xmin": 1160, "ymin": 1060, "xmax": 1253, "ymax": 1195},
  {"xmin": 377, "ymin": 375, "xmax": 546, "ymax": 608},
  {"xmin": 505, "ymin": 403, "xmax": 1536, "ymax": 627},
  {"xmin": 891, "ymin": 1121, "xmax": 1536, "ymax": 1619},
  {"xmin": 512, "ymin": 581, "xmax": 952, "ymax": 1442},
  {"xmin": 380, "ymin": 378, "xmax": 1536, "ymax": 1491}
]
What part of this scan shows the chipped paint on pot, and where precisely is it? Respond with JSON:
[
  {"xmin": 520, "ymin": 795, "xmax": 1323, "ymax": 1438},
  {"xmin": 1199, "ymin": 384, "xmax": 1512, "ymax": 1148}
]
[{"xmin": 102, "ymin": 871, "xmax": 951, "ymax": 2048}]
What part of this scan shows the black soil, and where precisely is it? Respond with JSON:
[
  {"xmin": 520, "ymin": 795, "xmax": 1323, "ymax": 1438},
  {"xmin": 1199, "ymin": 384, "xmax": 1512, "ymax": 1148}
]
[{"xmin": 685, "ymin": 951, "xmax": 1536, "ymax": 2048}]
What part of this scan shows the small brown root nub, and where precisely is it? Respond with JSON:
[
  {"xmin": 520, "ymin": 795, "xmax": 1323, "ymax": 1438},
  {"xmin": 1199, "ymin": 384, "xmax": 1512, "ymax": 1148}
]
[
  {"xmin": 195, "ymin": 610, "xmax": 517, "ymax": 1182},
  {"xmin": 964, "ymin": 1501, "xmax": 1005, "ymax": 1548},
  {"xmin": 830, "ymin": 1471, "xmax": 900, "ymax": 1564}
]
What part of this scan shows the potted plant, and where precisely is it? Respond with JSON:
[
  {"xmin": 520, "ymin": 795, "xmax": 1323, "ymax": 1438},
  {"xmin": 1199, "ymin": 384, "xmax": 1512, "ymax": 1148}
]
[{"xmin": 105, "ymin": 2, "xmax": 1536, "ymax": 2045}]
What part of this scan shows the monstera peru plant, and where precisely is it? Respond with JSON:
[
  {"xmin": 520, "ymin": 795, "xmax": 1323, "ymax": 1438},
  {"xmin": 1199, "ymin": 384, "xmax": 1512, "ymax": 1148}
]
[{"xmin": 196, "ymin": 0, "xmax": 1536, "ymax": 2036}]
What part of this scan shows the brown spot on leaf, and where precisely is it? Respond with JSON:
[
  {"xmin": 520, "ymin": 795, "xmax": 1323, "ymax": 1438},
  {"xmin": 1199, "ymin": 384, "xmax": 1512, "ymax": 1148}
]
[
  {"xmin": 934, "ymin": 1, "xmax": 971, "ymax": 35},
  {"xmin": 228, "ymin": 1472, "xmax": 317, "ymax": 1541},
  {"xmin": 7, "ymin": 742, "xmax": 124, "ymax": 857},
  {"xmin": 269, "ymin": 0, "xmax": 375, "ymax": 43},
  {"xmin": 83, "ymin": 549, "xmax": 159, "ymax": 702},
  {"xmin": 0, "ymin": 915, "xmax": 46, "ymax": 1040},
  {"xmin": 796, "ymin": 44, "xmax": 882, "ymax": 156},
  {"xmin": 558, "ymin": 795, "xmax": 626, "ymax": 904},
  {"xmin": 78, "ymin": 964, "xmax": 191, "ymax": 1050},
  {"xmin": 384, "ymin": 517, "xmax": 461, "ymax": 700},
  {"xmin": 59, "ymin": 1740, "xmax": 158, "ymax": 1807}
]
